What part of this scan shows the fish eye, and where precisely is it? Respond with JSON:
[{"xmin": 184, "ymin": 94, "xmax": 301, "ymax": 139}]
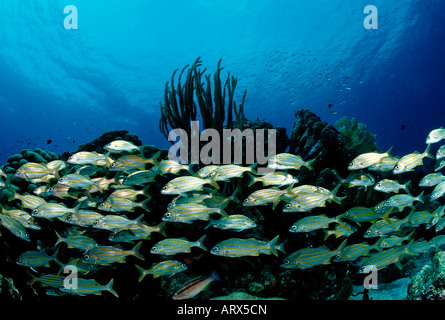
[
  {"xmin": 25, "ymin": 233, "xmax": 30, "ymax": 239},
  {"xmin": 83, "ymin": 255, "xmax": 90, "ymax": 261},
  {"xmin": 212, "ymin": 247, "xmax": 219, "ymax": 253},
  {"xmin": 165, "ymin": 213, "xmax": 171, "ymax": 218},
  {"xmin": 291, "ymin": 225, "xmax": 297, "ymax": 231},
  {"xmin": 284, "ymin": 260, "xmax": 290, "ymax": 265},
  {"xmin": 385, "ymin": 201, "xmax": 391, "ymax": 206}
]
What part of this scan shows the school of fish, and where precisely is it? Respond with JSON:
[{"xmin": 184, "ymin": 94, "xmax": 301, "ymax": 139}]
[{"xmin": 1, "ymin": 127, "xmax": 445, "ymax": 299}]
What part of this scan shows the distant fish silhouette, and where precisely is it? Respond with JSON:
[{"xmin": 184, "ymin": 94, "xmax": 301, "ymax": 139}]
[
  {"xmin": 47, "ymin": 140, "xmax": 52, "ymax": 144},
  {"xmin": 401, "ymin": 125, "xmax": 406, "ymax": 131}
]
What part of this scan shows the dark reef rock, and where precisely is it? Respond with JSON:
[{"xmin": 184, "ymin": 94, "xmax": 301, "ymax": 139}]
[
  {"xmin": 407, "ymin": 251, "xmax": 445, "ymax": 300},
  {"xmin": 288, "ymin": 109, "xmax": 349, "ymax": 175}
]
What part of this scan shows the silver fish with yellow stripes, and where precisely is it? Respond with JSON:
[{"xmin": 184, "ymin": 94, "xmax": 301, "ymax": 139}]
[
  {"xmin": 98, "ymin": 197, "xmax": 150, "ymax": 213},
  {"xmin": 348, "ymin": 147, "xmax": 393, "ymax": 170},
  {"xmin": 16, "ymin": 250, "xmax": 59, "ymax": 270},
  {"xmin": 64, "ymin": 210, "xmax": 104, "ymax": 227},
  {"xmin": 135, "ymin": 260, "xmax": 187, "ymax": 281},
  {"xmin": 196, "ymin": 165, "xmax": 220, "ymax": 179},
  {"xmin": 426, "ymin": 127, "xmax": 445, "ymax": 144},
  {"xmin": 374, "ymin": 179, "xmax": 410, "ymax": 193},
  {"xmin": 212, "ymin": 164, "xmax": 257, "ymax": 182},
  {"xmin": 108, "ymin": 221, "xmax": 166, "ymax": 242},
  {"xmin": 359, "ymin": 241, "xmax": 415, "ymax": 272},
  {"xmin": 47, "ymin": 183, "xmax": 85, "ymax": 199},
  {"xmin": 109, "ymin": 152, "xmax": 160, "ymax": 171},
  {"xmin": 393, "ymin": 144, "xmax": 434, "ymax": 174},
  {"xmin": 82, "ymin": 241, "xmax": 144, "ymax": 265},
  {"xmin": 283, "ymin": 185, "xmax": 344, "ymax": 213},
  {"xmin": 383, "ymin": 191, "xmax": 424, "ymax": 211},
  {"xmin": 378, "ymin": 231, "xmax": 414, "ymax": 249},
  {"xmin": 67, "ymin": 151, "xmax": 110, "ymax": 166},
  {"xmin": 93, "ymin": 214, "xmax": 143, "ymax": 231},
  {"xmin": 162, "ymin": 203, "xmax": 228, "ymax": 224},
  {"xmin": 324, "ymin": 222, "xmax": 356, "ymax": 239},
  {"xmin": 104, "ymin": 140, "xmax": 143, "ymax": 154},
  {"xmin": 61, "ymin": 278, "xmax": 119, "ymax": 298},
  {"xmin": 0, "ymin": 213, "xmax": 31, "ymax": 241},
  {"xmin": 247, "ymin": 171, "xmax": 298, "ymax": 187},
  {"xmin": 205, "ymin": 214, "xmax": 257, "ymax": 232},
  {"xmin": 7, "ymin": 185, "xmax": 47, "ymax": 209},
  {"xmin": 333, "ymin": 239, "xmax": 383, "ymax": 262},
  {"xmin": 341, "ymin": 206, "xmax": 392, "ymax": 225},
  {"xmin": 431, "ymin": 180, "xmax": 445, "ymax": 201},
  {"xmin": 0, "ymin": 205, "xmax": 41, "ymax": 230},
  {"xmin": 289, "ymin": 214, "xmax": 342, "ymax": 233},
  {"xmin": 243, "ymin": 187, "xmax": 289, "ymax": 208},
  {"xmin": 419, "ymin": 172, "xmax": 445, "ymax": 187},
  {"xmin": 31, "ymin": 203, "xmax": 79, "ymax": 220},
  {"xmin": 435, "ymin": 158, "xmax": 445, "ymax": 172},
  {"xmin": 437, "ymin": 145, "xmax": 445, "ymax": 160},
  {"xmin": 158, "ymin": 159, "xmax": 190, "ymax": 175},
  {"xmin": 267, "ymin": 153, "xmax": 314, "ymax": 171},
  {"xmin": 150, "ymin": 235, "xmax": 207, "ymax": 255},
  {"xmin": 15, "ymin": 162, "xmax": 58, "ymax": 181},
  {"xmin": 108, "ymin": 187, "xmax": 150, "ymax": 201},
  {"xmin": 161, "ymin": 176, "xmax": 219, "ymax": 195},
  {"xmin": 58, "ymin": 174, "xmax": 104, "ymax": 192},
  {"xmin": 345, "ymin": 173, "xmax": 375, "ymax": 190},
  {"xmin": 210, "ymin": 235, "xmax": 284, "ymax": 258},
  {"xmin": 367, "ymin": 156, "xmax": 399, "ymax": 172},
  {"xmin": 364, "ymin": 215, "xmax": 409, "ymax": 238},
  {"xmin": 122, "ymin": 167, "xmax": 160, "ymax": 186},
  {"xmin": 280, "ymin": 240, "xmax": 347, "ymax": 269},
  {"xmin": 55, "ymin": 231, "xmax": 98, "ymax": 251},
  {"xmin": 28, "ymin": 273, "xmax": 65, "ymax": 288}
]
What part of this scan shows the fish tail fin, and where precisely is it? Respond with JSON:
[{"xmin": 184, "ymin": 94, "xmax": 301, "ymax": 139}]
[
  {"xmin": 268, "ymin": 235, "xmax": 280, "ymax": 257},
  {"xmin": 142, "ymin": 184, "xmax": 151, "ymax": 198},
  {"xmin": 249, "ymin": 163, "xmax": 258, "ymax": 175},
  {"xmin": 196, "ymin": 234, "xmax": 207, "ymax": 251},
  {"xmin": 140, "ymin": 198, "xmax": 151, "ymax": 213},
  {"xmin": 204, "ymin": 218, "xmax": 214, "ymax": 230},
  {"xmin": 26, "ymin": 271, "xmax": 37, "ymax": 286},
  {"xmin": 106, "ymin": 279, "xmax": 119, "ymax": 298},
  {"xmin": 156, "ymin": 221, "xmax": 167, "ymax": 237},
  {"xmin": 94, "ymin": 178, "xmax": 105, "ymax": 193},
  {"xmin": 209, "ymin": 175, "xmax": 220, "ymax": 190},
  {"xmin": 247, "ymin": 172, "xmax": 257, "ymax": 188},
  {"xmin": 228, "ymin": 187, "xmax": 241, "ymax": 205},
  {"xmin": 405, "ymin": 239, "xmax": 416, "ymax": 256},
  {"xmin": 385, "ymin": 146, "xmax": 394, "ymax": 157},
  {"xmin": 304, "ymin": 158, "xmax": 315, "ymax": 171},
  {"xmin": 337, "ymin": 239, "xmax": 348, "ymax": 253},
  {"xmin": 373, "ymin": 237, "xmax": 385, "ymax": 252},
  {"xmin": 54, "ymin": 230, "xmax": 64, "ymax": 246},
  {"xmin": 277, "ymin": 239, "xmax": 287, "ymax": 255},
  {"xmin": 187, "ymin": 164, "xmax": 195, "ymax": 175},
  {"xmin": 135, "ymin": 265, "xmax": 147, "ymax": 282},
  {"xmin": 131, "ymin": 241, "xmax": 145, "ymax": 261},
  {"xmin": 330, "ymin": 183, "xmax": 345, "ymax": 205},
  {"xmin": 403, "ymin": 180, "xmax": 411, "ymax": 193},
  {"xmin": 218, "ymin": 201, "xmax": 229, "ymax": 218},
  {"xmin": 424, "ymin": 144, "xmax": 434, "ymax": 159},
  {"xmin": 382, "ymin": 207, "xmax": 394, "ymax": 224},
  {"xmin": 417, "ymin": 190, "xmax": 425, "ymax": 204},
  {"xmin": 150, "ymin": 151, "xmax": 162, "ymax": 169},
  {"xmin": 210, "ymin": 270, "xmax": 221, "ymax": 282}
]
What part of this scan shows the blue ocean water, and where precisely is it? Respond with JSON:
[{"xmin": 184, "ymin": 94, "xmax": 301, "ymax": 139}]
[{"xmin": 0, "ymin": 0, "xmax": 444, "ymax": 164}]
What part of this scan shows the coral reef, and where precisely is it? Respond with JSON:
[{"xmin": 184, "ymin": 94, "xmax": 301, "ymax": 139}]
[
  {"xmin": 335, "ymin": 116, "xmax": 378, "ymax": 156},
  {"xmin": 288, "ymin": 109, "xmax": 349, "ymax": 175},
  {"xmin": 159, "ymin": 57, "xmax": 247, "ymax": 140},
  {"xmin": 407, "ymin": 251, "xmax": 445, "ymax": 300}
]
